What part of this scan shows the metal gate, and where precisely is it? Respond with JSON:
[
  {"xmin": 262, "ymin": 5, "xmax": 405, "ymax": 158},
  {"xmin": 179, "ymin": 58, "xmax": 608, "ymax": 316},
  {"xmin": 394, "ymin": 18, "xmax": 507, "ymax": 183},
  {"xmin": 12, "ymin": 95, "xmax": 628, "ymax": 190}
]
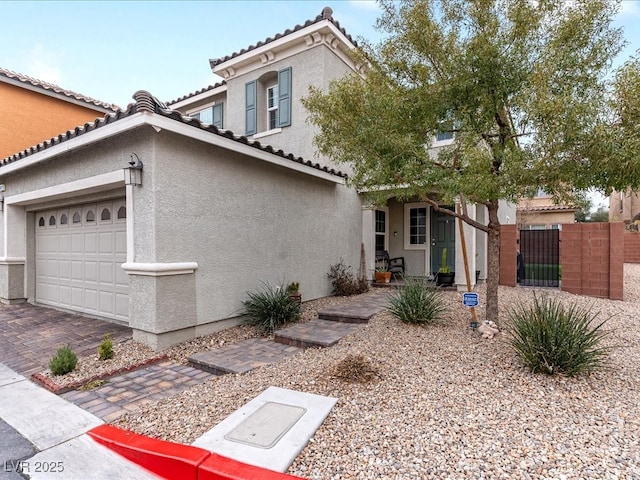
[{"xmin": 518, "ymin": 229, "xmax": 560, "ymax": 287}]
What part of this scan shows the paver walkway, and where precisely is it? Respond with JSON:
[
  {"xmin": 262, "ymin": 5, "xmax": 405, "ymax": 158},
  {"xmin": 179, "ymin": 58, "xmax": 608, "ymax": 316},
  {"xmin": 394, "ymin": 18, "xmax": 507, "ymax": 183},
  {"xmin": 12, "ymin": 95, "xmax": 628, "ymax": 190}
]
[
  {"xmin": 0, "ymin": 304, "xmax": 131, "ymax": 376},
  {"xmin": 188, "ymin": 290, "xmax": 391, "ymax": 375},
  {"xmin": 61, "ymin": 360, "xmax": 214, "ymax": 422}
]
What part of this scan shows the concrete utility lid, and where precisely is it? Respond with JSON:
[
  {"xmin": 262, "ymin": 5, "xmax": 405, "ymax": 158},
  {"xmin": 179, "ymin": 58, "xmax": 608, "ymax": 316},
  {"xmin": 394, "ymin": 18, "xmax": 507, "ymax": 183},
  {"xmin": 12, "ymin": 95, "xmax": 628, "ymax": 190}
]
[
  {"xmin": 225, "ymin": 402, "xmax": 307, "ymax": 449},
  {"xmin": 193, "ymin": 386, "xmax": 337, "ymax": 472}
]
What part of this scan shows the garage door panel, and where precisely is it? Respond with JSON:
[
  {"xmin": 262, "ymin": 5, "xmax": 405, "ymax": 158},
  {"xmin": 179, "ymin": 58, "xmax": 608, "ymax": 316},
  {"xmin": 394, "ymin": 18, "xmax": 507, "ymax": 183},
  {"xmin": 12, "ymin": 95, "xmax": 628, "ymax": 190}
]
[
  {"xmin": 115, "ymin": 231, "xmax": 126, "ymax": 255},
  {"xmin": 84, "ymin": 233, "xmax": 98, "ymax": 254},
  {"xmin": 71, "ymin": 234, "xmax": 83, "ymax": 253},
  {"xmin": 99, "ymin": 262, "xmax": 113, "ymax": 283},
  {"xmin": 36, "ymin": 200, "xmax": 128, "ymax": 322},
  {"xmin": 85, "ymin": 261, "xmax": 98, "ymax": 283}
]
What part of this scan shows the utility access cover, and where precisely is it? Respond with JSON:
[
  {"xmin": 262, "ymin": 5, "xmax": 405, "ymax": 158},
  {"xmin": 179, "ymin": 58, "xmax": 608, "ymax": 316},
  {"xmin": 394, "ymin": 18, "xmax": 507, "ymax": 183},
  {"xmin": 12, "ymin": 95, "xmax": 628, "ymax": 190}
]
[{"xmin": 224, "ymin": 402, "xmax": 307, "ymax": 449}]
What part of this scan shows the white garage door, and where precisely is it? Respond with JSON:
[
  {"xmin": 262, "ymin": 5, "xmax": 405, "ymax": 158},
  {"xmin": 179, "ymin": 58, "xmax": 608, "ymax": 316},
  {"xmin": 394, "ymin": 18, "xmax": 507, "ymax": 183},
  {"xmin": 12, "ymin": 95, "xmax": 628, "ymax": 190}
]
[{"xmin": 35, "ymin": 200, "xmax": 129, "ymax": 322}]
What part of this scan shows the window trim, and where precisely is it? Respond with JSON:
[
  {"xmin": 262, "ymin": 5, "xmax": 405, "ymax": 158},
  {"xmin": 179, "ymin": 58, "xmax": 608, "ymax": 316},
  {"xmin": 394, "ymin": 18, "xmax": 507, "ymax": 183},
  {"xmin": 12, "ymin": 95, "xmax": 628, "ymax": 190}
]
[{"xmin": 403, "ymin": 202, "xmax": 429, "ymax": 250}]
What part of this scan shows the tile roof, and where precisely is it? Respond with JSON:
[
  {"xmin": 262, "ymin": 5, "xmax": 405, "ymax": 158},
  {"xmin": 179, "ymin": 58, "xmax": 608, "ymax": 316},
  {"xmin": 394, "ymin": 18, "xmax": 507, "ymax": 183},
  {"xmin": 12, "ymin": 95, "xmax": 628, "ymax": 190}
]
[
  {"xmin": 0, "ymin": 90, "xmax": 346, "ymax": 179},
  {"xmin": 167, "ymin": 80, "xmax": 226, "ymax": 106},
  {"xmin": 209, "ymin": 6, "xmax": 358, "ymax": 69},
  {"xmin": 0, "ymin": 67, "xmax": 119, "ymax": 112},
  {"xmin": 517, "ymin": 204, "xmax": 578, "ymax": 212}
]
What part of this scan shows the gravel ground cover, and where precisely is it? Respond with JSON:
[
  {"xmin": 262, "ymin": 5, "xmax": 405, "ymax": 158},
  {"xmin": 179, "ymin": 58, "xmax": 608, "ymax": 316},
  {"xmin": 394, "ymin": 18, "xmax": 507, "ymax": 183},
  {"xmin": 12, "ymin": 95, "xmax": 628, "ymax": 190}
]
[{"xmin": 108, "ymin": 265, "xmax": 640, "ymax": 479}]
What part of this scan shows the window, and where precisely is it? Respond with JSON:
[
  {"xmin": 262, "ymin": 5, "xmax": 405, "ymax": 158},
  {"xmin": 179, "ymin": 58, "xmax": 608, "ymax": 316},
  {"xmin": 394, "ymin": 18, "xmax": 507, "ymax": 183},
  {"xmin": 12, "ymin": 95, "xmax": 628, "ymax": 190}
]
[
  {"xmin": 267, "ymin": 84, "xmax": 279, "ymax": 130},
  {"xmin": 117, "ymin": 206, "xmax": 126, "ymax": 219},
  {"xmin": 189, "ymin": 103, "xmax": 223, "ymax": 128},
  {"xmin": 101, "ymin": 208, "xmax": 111, "ymax": 221},
  {"xmin": 375, "ymin": 210, "xmax": 387, "ymax": 252},
  {"xmin": 409, "ymin": 207, "xmax": 427, "ymax": 245},
  {"xmin": 49, "ymin": 215, "xmax": 56, "ymax": 226},
  {"xmin": 436, "ymin": 131, "xmax": 454, "ymax": 142},
  {"xmin": 86, "ymin": 210, "xmax": 95, "ymax": 223},
  {"xmin": 60, "ymin": 214, "xmax": 68, "ymax": 225},
  {"xmin": 38, "ymin": 217, "xmax": 45, "ymax": 227},
  {"xmin": 72, "ymin": 212, "xmax": 81, "ymax": 224},
  {"xmin": 245, "ymin": 67, "xmax": 292, "ymax": 135}
]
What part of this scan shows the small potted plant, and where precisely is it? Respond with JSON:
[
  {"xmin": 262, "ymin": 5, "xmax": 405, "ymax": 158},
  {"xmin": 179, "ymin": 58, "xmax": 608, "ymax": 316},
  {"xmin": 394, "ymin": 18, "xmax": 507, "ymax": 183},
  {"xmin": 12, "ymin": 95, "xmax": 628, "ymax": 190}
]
[
  {"xmin": 286, "ymin": 281, "xmax": 302, "ymax": 305},
  {"xmin": 436, "ymin": 248, "xmax": 455, "ymax": 286},
  {"xmin": 374, "ymin": 266, "xmax": 392, "ymax": 284}
]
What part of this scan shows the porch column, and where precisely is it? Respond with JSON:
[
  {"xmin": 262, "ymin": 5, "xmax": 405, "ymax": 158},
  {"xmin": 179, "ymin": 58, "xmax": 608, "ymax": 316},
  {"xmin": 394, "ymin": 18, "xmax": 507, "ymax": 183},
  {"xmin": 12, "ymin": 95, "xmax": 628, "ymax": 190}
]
[
  {"xmin": 455, "ymin": 203, "xmax": 477, "ymax": 289},
  {"xmin": 0, "ymin": 203, "xmax": 27, "ymax": 303}
]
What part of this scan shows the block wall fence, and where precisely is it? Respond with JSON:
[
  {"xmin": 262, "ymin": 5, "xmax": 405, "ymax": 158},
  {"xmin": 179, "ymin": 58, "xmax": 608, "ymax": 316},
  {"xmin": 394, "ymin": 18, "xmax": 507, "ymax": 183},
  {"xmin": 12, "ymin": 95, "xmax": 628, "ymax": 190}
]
[
  {"xmin": 624, "ymin": 231, "xmax": 640, "ymax": 263},
  {"xmin": 499, "ymin": 222, "xmax": 624, "ymax": 300}
]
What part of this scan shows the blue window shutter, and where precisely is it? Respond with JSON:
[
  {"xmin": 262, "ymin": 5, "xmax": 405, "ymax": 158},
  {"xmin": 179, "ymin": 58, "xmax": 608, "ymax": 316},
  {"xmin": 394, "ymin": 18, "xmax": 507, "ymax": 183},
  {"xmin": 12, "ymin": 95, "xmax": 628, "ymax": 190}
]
[
  {"xmin": 245, "ymin": 81, "xmax": 257, "ymax": 135},
  {"xmin": 212, "ymin": 103, "xmax": 223, "ymax": 128},
  {"xmin": 277, "ymin": 67, "xmax": 292, "ymax": 128}
]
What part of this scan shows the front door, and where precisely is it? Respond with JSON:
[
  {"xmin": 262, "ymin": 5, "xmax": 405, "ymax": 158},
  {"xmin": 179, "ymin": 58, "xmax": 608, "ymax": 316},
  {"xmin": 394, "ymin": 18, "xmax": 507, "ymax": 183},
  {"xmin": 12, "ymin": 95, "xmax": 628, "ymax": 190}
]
[{"xmin": 430, "ymin": 207, "xmax": 455, "ymax": 275}]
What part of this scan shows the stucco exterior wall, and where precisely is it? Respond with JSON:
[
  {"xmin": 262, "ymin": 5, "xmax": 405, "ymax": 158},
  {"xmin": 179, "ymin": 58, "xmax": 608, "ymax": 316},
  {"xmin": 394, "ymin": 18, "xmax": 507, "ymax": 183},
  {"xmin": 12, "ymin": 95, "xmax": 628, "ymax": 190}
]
[
  {"xmin": 148, "ymin": 130, "xmax": 362, "ymax": 331},
  {"xmin": 223, "ymin": 45, "xmax": 355, "ymax": 172},
  {"xmin": 0, "ymin": 82, "xmax": 108, "ymax": 159}
]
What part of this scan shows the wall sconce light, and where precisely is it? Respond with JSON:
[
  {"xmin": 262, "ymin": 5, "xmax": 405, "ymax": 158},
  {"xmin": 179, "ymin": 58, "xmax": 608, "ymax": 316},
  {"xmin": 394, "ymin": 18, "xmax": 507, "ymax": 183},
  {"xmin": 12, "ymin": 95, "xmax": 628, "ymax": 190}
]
[
  {"xmin": 0, "ymin": 184, "xmax": 5, "ymax": 212},
  {"xmin": 124, "ymin": 153, "xmax": 143, "ymax": 186},
  {"xmin": 393, "ymin": 231, "xmax": 398, "ymax": 237}
]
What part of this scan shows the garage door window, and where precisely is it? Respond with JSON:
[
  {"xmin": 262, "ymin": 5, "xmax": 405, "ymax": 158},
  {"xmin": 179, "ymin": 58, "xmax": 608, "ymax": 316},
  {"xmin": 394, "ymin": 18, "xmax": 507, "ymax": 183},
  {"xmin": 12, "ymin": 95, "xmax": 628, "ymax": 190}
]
[
  {"xmin": 117, "ymin": 206, "xmax": 126, "ymax": 220},
  {"xmin": 72, "ymin": 212, "xmax": 81, "ymax": 224},
  {"xmin": 38, "ymin": 217, "xmax": 45, "ymax": 227},
  {"xmin": 101, "ymin": 208, "xmax": 111, "ymax": 221},
  {"xmin": 49, "ymin": 215, "xmax": 56, "ymax": 226},
  {"xmin": 60, "ymin": 214, "xmax": 68, "ymax": 225},
  {"xmin": 86, "ymin": 210, "xmax": 95, "ymax": 223}
]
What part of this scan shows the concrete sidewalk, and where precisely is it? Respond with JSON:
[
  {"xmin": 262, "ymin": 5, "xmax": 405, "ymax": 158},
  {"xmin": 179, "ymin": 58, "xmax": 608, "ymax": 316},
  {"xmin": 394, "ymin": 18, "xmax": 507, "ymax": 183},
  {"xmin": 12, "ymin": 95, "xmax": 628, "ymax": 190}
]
[{"xmin": 0, "ymin": 363, "xmax": 161, "ymax": 479}]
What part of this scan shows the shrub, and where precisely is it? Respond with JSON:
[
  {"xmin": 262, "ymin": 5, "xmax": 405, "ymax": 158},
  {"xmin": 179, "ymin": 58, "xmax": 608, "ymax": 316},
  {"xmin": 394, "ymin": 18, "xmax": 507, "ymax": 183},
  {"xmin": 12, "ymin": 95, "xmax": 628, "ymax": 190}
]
[
  {"xmin": 506, "ymin": 294, "xmax": 611, "ymax": 376},
  {"xmin": 327, "ymin": 259, "xmax": 369, "ymax": 296},
  {"xmin": 388, "ymin": 277, "xmax": 445, "ymax": 325},
  {"xmin": 97, "ymin": 334, "xmax": 114, "ymax": 361},
  {"xmin": 243, "ymin": 282, "xmax": 301, "ymax": 334},
  {"xmin": 49, "ymin": 344, "xmax": 78, "ymax": 376},
  {"xmin": 332, "ymin": 354, "xmax": 379, "ymax": 383}
]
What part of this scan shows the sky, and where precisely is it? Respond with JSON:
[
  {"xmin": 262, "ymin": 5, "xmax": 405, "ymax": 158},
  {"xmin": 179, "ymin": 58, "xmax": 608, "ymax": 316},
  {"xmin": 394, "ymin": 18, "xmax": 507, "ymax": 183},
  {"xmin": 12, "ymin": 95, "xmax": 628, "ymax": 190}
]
[{"xmin": 2, "ymin": 0, "xmax": 640, "ymax": 209}]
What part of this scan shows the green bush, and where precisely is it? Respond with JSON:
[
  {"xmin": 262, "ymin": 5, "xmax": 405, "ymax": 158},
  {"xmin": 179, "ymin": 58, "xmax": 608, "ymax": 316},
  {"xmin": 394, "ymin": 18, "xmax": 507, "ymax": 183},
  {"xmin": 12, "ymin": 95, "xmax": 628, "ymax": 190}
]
[
  {"xmin": 49, "ymin": 344, "xmax": 78, "ymax": 376},
  {"xmin": 98, "ymin": 334, "xmax": 114, "ymax": 361},
  {"xmin": 327, "ymin": 259, "xmax": 369, "ymax": 296},
  {"xmin": 388, "ymin": 277, "xmax": 445, "ymax": 325},
  {"xmin": 243, "ymin": 282, "xmax": 301, "ymax": 334},
  {"xmin": 506, "ymin": 294, "xmax": 611, "ymax": 376}
]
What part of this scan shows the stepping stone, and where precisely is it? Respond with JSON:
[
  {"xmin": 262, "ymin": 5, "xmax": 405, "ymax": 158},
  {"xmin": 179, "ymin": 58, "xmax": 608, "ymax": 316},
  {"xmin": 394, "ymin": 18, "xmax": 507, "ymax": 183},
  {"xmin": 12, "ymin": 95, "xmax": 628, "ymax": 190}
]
[
  {"xmin": 188, "ymin": 338, "xmax": 303, "ymax": 375},
  {"xmin": 274, "ymin": 319, "xmax": 363, "ymax": 348},
  {"xmin": 317, "ymin": 293, "xmax": 390, "ymax": 323}
]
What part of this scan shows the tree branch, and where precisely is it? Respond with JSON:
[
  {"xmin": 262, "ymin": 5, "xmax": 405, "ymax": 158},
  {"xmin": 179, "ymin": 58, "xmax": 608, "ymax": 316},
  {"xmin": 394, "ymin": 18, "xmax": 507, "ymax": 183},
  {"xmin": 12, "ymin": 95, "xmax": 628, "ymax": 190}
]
[{"xmin": 422, "ymin": 197, "xmax": 490, "ymax": 233}]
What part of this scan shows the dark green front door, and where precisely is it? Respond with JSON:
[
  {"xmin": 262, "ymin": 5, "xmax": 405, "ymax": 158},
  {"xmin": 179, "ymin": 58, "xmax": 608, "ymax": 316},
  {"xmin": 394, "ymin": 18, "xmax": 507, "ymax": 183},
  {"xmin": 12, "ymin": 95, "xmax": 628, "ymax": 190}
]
[{"xmin": 430, "ymin": 207, "xmax": 456, "ymax": 275}]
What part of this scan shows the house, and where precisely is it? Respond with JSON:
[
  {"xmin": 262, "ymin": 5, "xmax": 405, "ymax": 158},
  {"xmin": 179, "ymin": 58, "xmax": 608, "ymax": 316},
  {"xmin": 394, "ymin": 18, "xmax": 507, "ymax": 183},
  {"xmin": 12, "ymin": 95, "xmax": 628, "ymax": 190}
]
[
  {"xmin": 609, "ymin": 189, "xmax": 640, "ymax": 224},
  {"xmin": 516, "ymin": 189, "xmax": 578, "ymax": 230},
  {"xmin": 0, "ymin": 67, "xmax": 118, "ymax": 159},
  {"xmin": 0, "ymin": 7, "xmax": 513, "ymax": 350}
]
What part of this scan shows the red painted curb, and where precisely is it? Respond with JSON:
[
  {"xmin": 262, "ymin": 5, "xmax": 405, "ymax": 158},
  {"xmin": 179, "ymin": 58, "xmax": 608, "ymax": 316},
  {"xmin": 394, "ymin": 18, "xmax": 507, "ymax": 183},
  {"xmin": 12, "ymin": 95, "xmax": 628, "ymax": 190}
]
[
  {"xmin": 31, "ymin": 354, "xmax": 169, "ymax": 394},
  {"xmin": 88, "ymin": 424, "xmax": 209, "ymax": 480},
  {"xmin": 87, "ymin": 425, "xmax": 306, "ymax": 480},
  {"xmin": 200, "ymin": 454, "xmax": 306, "ymax": 480}
]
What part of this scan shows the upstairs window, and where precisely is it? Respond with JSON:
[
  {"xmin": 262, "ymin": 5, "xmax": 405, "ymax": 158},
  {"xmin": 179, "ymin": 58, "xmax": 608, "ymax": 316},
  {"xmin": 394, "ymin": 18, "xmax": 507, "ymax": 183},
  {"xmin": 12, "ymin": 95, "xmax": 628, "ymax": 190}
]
[
  {"xmin": 190, "ymin": 103, "xmax": 223, "ymax": 128},
  {"xmin": 436, "ymin": 131, "xmax": 454, "ymax": 142},
  {"xmin": 245, "ymin": 67, "xmax": 292, "ymax": 136},
  {"xmin": 267, "ymin": 84, "xmax": 279, "ymax": 130}
]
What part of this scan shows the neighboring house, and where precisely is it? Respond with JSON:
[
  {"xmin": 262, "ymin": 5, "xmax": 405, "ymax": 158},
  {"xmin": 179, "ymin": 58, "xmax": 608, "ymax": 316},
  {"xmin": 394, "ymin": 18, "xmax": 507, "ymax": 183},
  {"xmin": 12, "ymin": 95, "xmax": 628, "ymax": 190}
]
[
  {"xmin": 0, "ymin": 67, "xmax": 118, "ymax": 159},
  {"xmin": 0, "ymin": 7, "xmax": 514, "ymax": 350},
  {"xmin": 516, "ymin": 190, "xmax": 578, "ymax": 230},
  {"xmin": 609, "ymin": 189, "xmax": 640, "ymax": 224}
]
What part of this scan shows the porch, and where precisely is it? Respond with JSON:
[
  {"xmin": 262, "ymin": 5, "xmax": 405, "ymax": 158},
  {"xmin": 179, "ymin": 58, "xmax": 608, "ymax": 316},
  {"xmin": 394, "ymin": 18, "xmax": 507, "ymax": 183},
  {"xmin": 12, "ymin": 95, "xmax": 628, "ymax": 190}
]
[{"xmin": 362, "ymin": 197, "xmax": 496, "ymax": 289}]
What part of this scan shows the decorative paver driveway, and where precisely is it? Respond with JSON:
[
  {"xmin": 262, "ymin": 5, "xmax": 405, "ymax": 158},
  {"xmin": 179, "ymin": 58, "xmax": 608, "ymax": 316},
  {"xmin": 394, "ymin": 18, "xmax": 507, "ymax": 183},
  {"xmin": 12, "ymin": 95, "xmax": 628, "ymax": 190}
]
[{"xmin": 0, "ymin": 304, "xmax": 131, "ymax": 376}]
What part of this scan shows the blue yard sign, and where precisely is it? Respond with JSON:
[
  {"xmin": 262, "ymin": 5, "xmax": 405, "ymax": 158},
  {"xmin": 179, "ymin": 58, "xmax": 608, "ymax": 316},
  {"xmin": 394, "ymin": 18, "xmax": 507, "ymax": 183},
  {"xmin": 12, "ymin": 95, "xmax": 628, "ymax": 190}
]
[{"xmin": 462, "ymin": 292, "xmax": 479, "ymax": 307}]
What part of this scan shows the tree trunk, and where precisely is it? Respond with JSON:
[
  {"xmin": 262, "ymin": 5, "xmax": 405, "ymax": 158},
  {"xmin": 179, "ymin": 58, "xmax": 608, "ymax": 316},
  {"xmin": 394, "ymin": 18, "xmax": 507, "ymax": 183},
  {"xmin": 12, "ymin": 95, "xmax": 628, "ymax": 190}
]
[{"xmin": 485, "ymin": 199, "xmax": 501, "ymax": 324}]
